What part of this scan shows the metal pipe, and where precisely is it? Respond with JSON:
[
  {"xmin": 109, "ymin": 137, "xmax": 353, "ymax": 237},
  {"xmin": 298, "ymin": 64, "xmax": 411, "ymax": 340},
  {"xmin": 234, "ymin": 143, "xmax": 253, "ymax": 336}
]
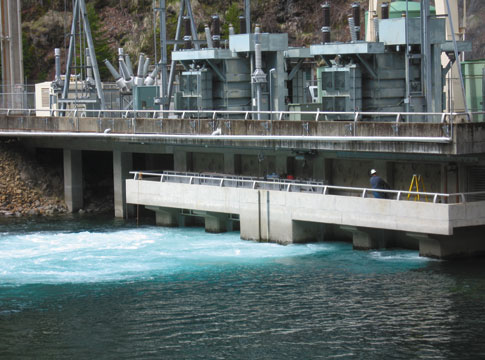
[
  {"xmin": 421, "ymin": 0, "xmax": 433, "ymax": 112},
  {"xmin": 348, "ymin": 16, "xmax": 357, "ymax": 42},
  {"xmin": 321, "ymin": 3, "xmax": 331, "ymax": 44},
  {"xmin": 124, "ymin": 52, "xmax": 133, "ymax": 77},
  {"xmin": 54, "ymin": 48, "xmax": 61, "ymax": 82},
  {"xmin": 245, "ymin": 0, "xmax": 250, "ymax": 34},
  {"xmin": 212, "ymin": 15, "xmax": 221, "ymax": 48},
  {"xmin": 352, "ymin": 2, "xmax": 360, "ymax": 40},
  {"xmin": 381, "ymin": 2, "xmax": 389, "ymax": 19},
  {"xmin": 137, "ymin": 53, "xmax": 146, "ymax": 78},
  {"xmin": 239, "ymin": 15, "xmax": 246, "ymax": 34},
  {"xmin": 482, "ymin": 68, "xmax": 485, "ymax": 114},
  {"xmin": 142, "ymin": 57, "xmax": 150, "ymax": 77},
  {"xmin": 255, "ymin": 43, "xmax": 262, "ymax": 70},
  {"xmin": 183, "ymin": 16, "xmax": 192, "ymax": 49},
  {"xmin": 269, "ymin": 68, "xmax": 275, "ymax": 116},
  {"xmin": 144, "ymin": 60, "xmax": 161, "ymax": 86},
  {"xmin": 60, "ymin": 0, "xmax": 80, "ymax": 111},
  {"xmin": 85, "ymin": 50, "xmax": 94, "ymax": 86},
  {"xmin": 167, "ymin": 0, "xmax": 185, "ymax": 111},
  {"xmin": 159, "ymin": 0, "xmax": 169, "ymax": 110},
  {"xmin": 104, "ymin": 59, "xmax": 122, "ymax": 80},
  {"xmin": 204, "ymin": 24, "xmax": 214, "ymax": 48},
  {"xmin": 444, "ymin": 0, "xmax": 469, "ymax": 115},
  {"xmin": 405, "ymin": 0, "xmax": 410, "ymax": 112},
  {"xmin": 0, "ymin": 130, "xmax": 453, "ymax": 143},
  {"xmin": 119, "ymin": 57, "xmax": 132, "ymax": 82}
]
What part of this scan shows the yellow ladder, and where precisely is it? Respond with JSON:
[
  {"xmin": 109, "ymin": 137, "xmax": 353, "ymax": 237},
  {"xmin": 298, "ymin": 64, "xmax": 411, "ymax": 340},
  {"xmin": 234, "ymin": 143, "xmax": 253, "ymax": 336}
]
[{"xmin": 407, "ymin": 174, "xmax": 428, "ymax": 202}]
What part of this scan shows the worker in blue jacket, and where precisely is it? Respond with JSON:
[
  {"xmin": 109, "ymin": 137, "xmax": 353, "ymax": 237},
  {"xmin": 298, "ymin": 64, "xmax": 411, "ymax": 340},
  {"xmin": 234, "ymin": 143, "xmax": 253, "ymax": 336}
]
[{"xmin": 369, "ymin": 169, "xmax": 391, "ymax": 199}]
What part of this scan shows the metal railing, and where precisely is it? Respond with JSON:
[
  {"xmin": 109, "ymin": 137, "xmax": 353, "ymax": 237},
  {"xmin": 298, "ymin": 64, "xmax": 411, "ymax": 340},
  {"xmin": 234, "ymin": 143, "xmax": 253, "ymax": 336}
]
[
  {"xmin": 129, "ymin": 171, "xmax": 485, "ymax": 204},
  {"xmin": 0, "ymin": 106, "xmax": 471, "ymax": 123}
]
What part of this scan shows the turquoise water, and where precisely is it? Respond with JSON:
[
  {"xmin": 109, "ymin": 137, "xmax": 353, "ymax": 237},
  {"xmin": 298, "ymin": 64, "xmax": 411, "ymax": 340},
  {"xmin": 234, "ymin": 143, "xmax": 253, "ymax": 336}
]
[{"xmin": 1, "ymin": 216, "xmax": 485, "ymax": 359}]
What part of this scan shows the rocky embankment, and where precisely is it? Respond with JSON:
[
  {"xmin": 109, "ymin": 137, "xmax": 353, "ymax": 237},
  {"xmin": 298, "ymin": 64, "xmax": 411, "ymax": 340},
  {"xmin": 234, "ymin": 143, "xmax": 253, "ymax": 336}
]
[{"xmin": 0, "ymin": 141, "xmax": 67, "ymax": 217}]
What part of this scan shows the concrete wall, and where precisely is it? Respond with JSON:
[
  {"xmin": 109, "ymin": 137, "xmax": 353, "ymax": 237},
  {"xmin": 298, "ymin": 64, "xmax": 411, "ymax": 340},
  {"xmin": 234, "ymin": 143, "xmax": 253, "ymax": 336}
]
[
  {"xmin": 192, "ymin": 152, "xmax": 224, "ymax": 173},
  {"xmin": 126, "ymin": 179, "xmax": 485, "ymax": 237},
  {"xmin": 126, "ymin": 178, "xmax": 485, "ymax": 258}
]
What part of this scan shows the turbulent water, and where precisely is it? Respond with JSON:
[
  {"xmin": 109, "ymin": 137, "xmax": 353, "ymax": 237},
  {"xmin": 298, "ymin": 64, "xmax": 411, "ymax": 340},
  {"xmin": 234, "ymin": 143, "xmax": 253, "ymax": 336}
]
[{"xmin": 0, "ymin": 216, "xmax": 484, "ymax": 359}]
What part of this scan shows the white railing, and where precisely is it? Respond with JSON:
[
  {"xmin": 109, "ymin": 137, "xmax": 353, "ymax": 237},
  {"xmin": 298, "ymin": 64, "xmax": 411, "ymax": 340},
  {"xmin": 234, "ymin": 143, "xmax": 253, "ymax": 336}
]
[
  {"xmin": 129, "ymin": 171, "xmax": 485, "ymax": 204},
  {"xmin": 0, "ymin": 106, "xmax": 473, "ymax": 124}
]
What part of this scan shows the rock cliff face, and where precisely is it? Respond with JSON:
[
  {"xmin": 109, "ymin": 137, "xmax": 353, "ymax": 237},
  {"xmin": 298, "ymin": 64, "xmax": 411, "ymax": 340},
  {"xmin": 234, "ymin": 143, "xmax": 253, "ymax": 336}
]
[
  {"xmin": 22, "ymin": 0, "xmax": 483, "ymax": 83},
  {"xmin": 0, "ymin": 140, "xmax": 67, "ymax": 217}
]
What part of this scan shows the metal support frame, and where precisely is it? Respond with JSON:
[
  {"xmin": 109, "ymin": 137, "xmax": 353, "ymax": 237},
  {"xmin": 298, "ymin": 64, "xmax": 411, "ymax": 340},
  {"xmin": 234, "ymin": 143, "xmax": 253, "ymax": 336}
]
[
  {"xmin": 60, "ymin": 0, "xmax": 106, "ymax": 111},
  {"xmin": 206, "ymin": 60, "xmax": 226, "ymax": 82},
  {"xmin": 158, "ymin": 0, "xmax": 169, "ymax": 110},
  {"xmin": 421, "ymin": 0, "xmax": 433, "ymax": 112},
  {"xmin": 355, "ymin": 54, "xmax": 377, "ymax": 79},
  {"xmin": 245, "ymin": 0, "xmax": 250, "ymax": 33},
  {"xmin": 0, "ymin": 0, "xmax": 24, "ymax": 109},
  {"xmin": 444, "ymin": 0, "xmax": 469, "ymax": 115},
  {"xmin": 166, "ymin": 0, "xmax": 199, "ymax": 110},
  {"xmin": 288, "ymin": 59, "xmax": 304, "ymax": 81}
]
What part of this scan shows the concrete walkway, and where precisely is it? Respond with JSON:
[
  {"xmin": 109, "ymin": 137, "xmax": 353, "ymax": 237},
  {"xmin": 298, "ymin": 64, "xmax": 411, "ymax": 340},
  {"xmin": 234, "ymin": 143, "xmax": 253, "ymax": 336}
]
[{"xmin": 126, "ymin": 172, "xmax": 485, "ymax": 259}]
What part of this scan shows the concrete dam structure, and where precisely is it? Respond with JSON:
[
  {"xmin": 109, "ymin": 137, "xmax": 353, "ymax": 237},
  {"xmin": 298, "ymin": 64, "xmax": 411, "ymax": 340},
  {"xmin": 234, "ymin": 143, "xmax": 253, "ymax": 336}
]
[{"xmin": 2, "ymin": 0, "xmax": 485, "ymax": 259}]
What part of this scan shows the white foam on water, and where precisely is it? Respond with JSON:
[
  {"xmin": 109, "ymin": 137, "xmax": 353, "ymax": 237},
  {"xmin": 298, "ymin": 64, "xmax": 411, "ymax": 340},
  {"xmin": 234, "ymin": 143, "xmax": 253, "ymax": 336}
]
[
  {"xmin": 369, "ymin": 250, "xmax": 436, "ymax": 262},
  {"xmin": 0, "ymin": 227, "xmax": 333, "ymax": 285}
]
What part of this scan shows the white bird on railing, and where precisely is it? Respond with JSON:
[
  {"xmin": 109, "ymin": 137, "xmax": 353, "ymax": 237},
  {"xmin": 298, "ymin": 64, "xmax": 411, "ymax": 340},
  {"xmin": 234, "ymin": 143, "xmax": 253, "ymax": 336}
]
[
  {"xmin": 211, "ymin": 127, "xmax": 221, "ymax": 136},
  {"xmin": 103, "ymin": 128, "xmax": 112, "ymax": 134}
]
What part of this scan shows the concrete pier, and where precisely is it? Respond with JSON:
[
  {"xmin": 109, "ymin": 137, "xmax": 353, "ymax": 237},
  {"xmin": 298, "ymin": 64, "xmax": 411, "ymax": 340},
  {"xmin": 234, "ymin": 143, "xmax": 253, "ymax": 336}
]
[
  {"xmin": 113, "ymin": 150, "xmax": 133, "ymax": 218},
  {"xmin": 63, "ymin": 149, "xmax": 83, "ymax": 212},
  {"xmin": 126, "ymin": 174, "xmax": 485, "ymax": 258}
]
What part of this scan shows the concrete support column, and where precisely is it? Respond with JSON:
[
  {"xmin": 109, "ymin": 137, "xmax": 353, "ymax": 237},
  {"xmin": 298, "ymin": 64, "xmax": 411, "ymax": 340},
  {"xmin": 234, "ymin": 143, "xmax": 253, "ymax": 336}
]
[
  {"xmin": 323, "ymin": 158, "xmax": 333, "ymax": 184},
  {"xmin": 154, "ymin": 207, "xmax": 181, "ymax": 227},
  {"xmin": 312, "ymin": 156, "xmax": 324, "ymax": 181},
  {"xmin": 275, "ymin": 155, "xmax": 287, "ymax": 176},
  {"xmin": 205, "ymin": 212, "xmax": 230, "ymax": 233},
  {"xmin": 63, "ymin": 149, "xmax": 83, "ymax": 212},
  {"xmin": 224, "ymin": 153, "xmax": 235, "ymax": 175},
  {"xmin": 113, "ymin": 150, "xmax": 133, "ymax": 218},
  {"xmin": 417, "ymin": 227, "xmax": 485, "ymax": 259},
  {"xmin": 342, "ymin": 226, "xmax": 389, "ymax": 250},
  {"xmin": 174, "ymin": 150, "xmax": 190, "ymax": 172}
]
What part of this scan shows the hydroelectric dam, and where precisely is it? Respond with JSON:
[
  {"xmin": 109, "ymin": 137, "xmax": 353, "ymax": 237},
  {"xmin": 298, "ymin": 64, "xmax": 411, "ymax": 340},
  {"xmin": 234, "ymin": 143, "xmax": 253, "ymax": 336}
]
[
  {"xmin": 1, "ymin": 0, "xmax": 485, "ymax": 259},
  {"xmin": 2, "ymin": 112, "xmax": 485, "ymax": 260}
]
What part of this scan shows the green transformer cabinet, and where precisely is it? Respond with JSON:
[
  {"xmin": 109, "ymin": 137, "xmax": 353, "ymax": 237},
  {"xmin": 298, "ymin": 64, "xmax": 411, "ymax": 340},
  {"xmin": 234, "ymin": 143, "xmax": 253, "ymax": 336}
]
[
  {"xmin": 133, "ymin": 86, "xmax": 160, "ymax": 111},
  {"xmin": 174, "ymin": 69, "xmax": 213, "ymax": 113},
  {"xmin": 317, "ymin": 65, "xmax": 362, "ymax": 120}
]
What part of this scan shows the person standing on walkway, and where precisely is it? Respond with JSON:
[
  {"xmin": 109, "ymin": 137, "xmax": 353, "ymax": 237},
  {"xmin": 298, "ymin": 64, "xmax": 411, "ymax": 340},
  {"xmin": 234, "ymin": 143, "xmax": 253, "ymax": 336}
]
[{"xmin": 369, "ymin": 169, "xmax": 390, "ymax": 199}]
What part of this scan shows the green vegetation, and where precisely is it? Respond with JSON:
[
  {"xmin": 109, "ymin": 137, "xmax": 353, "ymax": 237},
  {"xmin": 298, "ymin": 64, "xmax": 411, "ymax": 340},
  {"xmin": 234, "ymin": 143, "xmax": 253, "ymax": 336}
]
[
  {"xmin": 86, "ymin": 3, "xmax": 116, "ymax": 80},
  {"xmin": 222, "ymin": 2, "xmax": 241, "ymax": 39}
]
